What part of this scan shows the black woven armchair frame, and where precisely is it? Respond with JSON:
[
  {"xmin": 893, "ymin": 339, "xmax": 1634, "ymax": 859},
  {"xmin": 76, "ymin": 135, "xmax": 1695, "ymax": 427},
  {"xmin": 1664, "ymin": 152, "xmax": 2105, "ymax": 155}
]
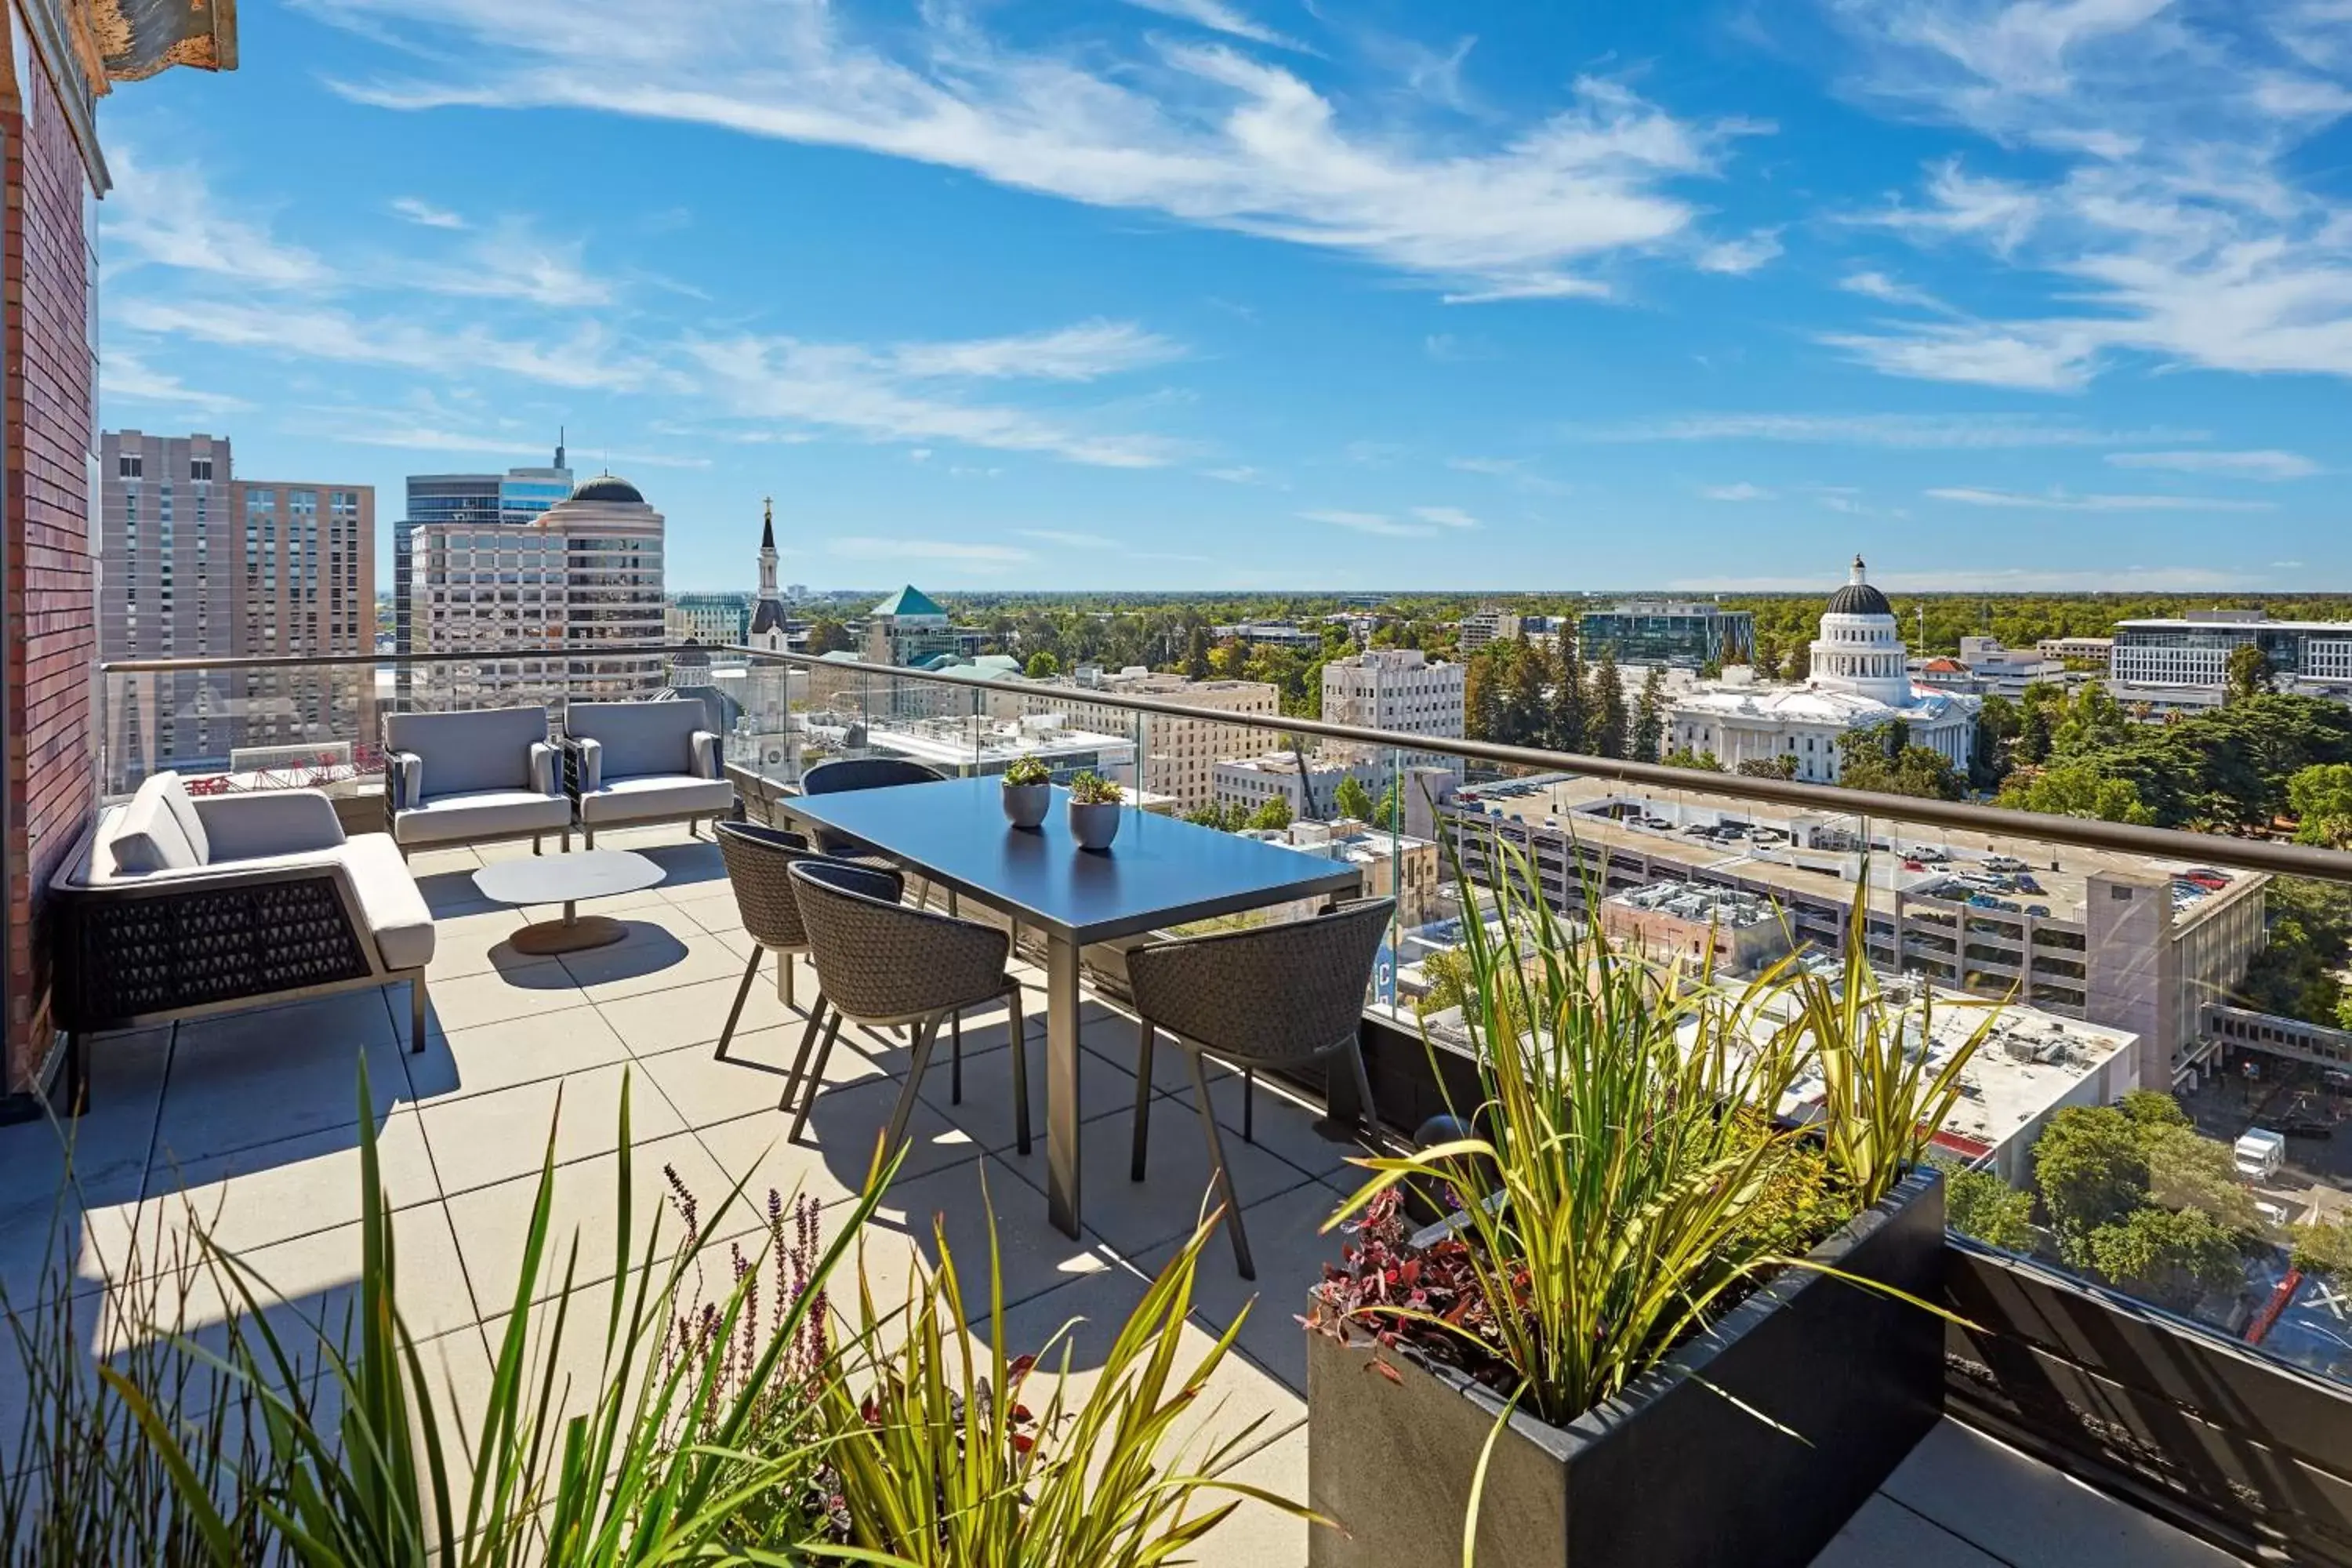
[
  {"xmin": 1124, "ymin": 896, "xmax": 1396, "ymax": 1278},
  {"xmin": 782, "ymin": 858, "xmax": 1030, "ymax": 1160},
  {"xmin": 710, "ymin": 820, "xmax": 903, "ymax": 1064}
]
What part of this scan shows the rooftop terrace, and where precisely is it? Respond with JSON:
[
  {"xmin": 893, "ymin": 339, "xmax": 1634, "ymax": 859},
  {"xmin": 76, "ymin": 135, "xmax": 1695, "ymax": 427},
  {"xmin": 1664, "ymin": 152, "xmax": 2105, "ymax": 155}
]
[{"xmin": 0, "ymin": 820, "xmax": 2248, "ymax": 1565}]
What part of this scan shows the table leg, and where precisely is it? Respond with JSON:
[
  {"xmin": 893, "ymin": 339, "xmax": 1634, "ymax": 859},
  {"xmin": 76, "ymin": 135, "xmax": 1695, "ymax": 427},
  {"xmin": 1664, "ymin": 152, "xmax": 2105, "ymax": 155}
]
[
  {"xmin": 507, "ymin": 895, "xmax": 630, "ymax": 956},
  {"xmin": 1046, "ymin": 933, "xmax": 1083, "ymax": 1239}
]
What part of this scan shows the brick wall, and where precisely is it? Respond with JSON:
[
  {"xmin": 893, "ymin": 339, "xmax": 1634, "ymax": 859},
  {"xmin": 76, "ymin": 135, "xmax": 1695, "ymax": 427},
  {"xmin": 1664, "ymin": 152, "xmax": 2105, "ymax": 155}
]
[{"xmin": 2, "ymin": 29, "xmax": 97, "ymax": 1096}]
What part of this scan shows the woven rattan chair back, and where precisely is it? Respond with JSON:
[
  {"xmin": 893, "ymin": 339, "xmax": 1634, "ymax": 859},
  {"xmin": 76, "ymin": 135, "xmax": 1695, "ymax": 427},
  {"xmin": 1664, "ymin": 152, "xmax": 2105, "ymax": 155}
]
[
  {"xmin": 713, "ymin": 821, "xmax": 906, "ymax": 952},
  {"xmin": 787, "ymin": 858, "xmax": 1011, "ymax": 1022},
  {"xmin": 1126, "ymin": 897, "xmax": 1396, "ymax": 1069}
]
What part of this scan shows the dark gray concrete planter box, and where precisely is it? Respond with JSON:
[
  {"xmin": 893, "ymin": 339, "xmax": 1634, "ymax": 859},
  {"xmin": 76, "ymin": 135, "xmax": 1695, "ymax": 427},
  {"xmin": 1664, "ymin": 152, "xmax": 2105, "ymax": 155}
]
[{"xmin": 1306, "ymin": 1166, "xmax": 1945, "ymax": 1568}]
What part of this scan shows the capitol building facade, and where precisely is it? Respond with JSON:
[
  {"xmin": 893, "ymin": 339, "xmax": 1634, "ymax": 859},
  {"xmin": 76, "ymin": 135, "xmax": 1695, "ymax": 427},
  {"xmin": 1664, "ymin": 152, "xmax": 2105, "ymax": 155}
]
[{"xmin": 1664, "ymin": 556, "xmax": 1977, "ymax": 783}]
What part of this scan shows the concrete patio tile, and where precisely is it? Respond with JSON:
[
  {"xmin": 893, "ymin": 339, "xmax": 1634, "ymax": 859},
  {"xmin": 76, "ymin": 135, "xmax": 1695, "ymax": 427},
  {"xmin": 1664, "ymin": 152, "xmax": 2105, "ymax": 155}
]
[
  {"xmin": 666, "ymin": 891, "xmax": 745, "ymax": 935},
  {"xmin": 637, "ymin": 843, "xmax": 728, "ymax": 899},
  {"xmin": 851, "ymin": 1154, "xmax": 1124, "ymax": 1324},
  {"xmin": 128, "ymin": 1200, "xmax": 481, "ymax": 1374},
  {"xmin": 423, "ymin": 960, "xmax": 579, "ymax": 1033},
  {"xmin": 558, "ymin": 931, "xmax": 750, "ymax": 1004},
  {"xmin": 1162, "ymin": 1060, "xmax": 1367, "ymax": 1181},
  {"xmin": 1131, "ymin": 1178, "xmax": 1349, "ymax": 1397},
  {"xmin": 1881, "ymin": 1421, "xmax": 2241, "ymax": 1566},
  {"xmin": 424, "ymin": 926, "xmax": 548, "ymax": 985},
  {"xmin": 404, "ymin": 1002, "xmax": 630, "ymax": 1104},
  {"xmin": 1811, "ymin": 1494, "xmax": 2005, "ymax": 1568},
  {"xmin": 913, "ymin": 1024, "xmax": 1137, "ymax": 1156},
  {"xmin": 689, "ymin": 1110, "xmax": 867, "ymax": 1232},
  {"xmin": 979, "ymin": 1265, "xmax": 1305, "ymax": 1465},
  {"xmin": 1194, "ymin": 1421, "xmax": 1312, "ymax": 1567},
  {"xmin": 158, "ymin": 1002, "xmax": 416, "ymax": 1163},
  {"xmin": 636, "ymin": 1022, "xmax": 883, "ymax": 1134},
  {"xmin": 0, "ymin": 1026, "xmax": 171, "ymax": 1300},
  {"xmin": 404, "ymin": 846, "xmax": 483, "ymax": 876},
  {"xmin": 596, "ymin": 972, "xmax": 797, "ymax": 1056},
  {"xmin": 417, "ymin": 1061, "xmax": 687, "ymax": 1197},
  {"xmin": 136, "ymin": 1108, "xmax": 443, "ymax": 1265},
  {"xmin": 993, "ymin": 1072, "xmax": 1321, "ymax": 1262},
  {"xmin": 762, "ymin": 1074, "xmax": 991, "ymax": 1194},
  {"xmin": 833, "ymin": 993, "xmax": 1025, "ymax": 1078},
  {"xmin": 414, "ymin": 867, "xmax": 503, "ymax": 919},
  {"xmin": 443, "ymin": 1131, "xmax": 728, "ymax": 1309}
]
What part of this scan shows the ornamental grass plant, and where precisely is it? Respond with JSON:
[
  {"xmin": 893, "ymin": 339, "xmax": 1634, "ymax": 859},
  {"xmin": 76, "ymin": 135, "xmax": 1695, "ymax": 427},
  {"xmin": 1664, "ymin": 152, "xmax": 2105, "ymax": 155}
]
[{"xmin": 1312, "ymin": 837, "xmax": 1987, "ymax": 1429}]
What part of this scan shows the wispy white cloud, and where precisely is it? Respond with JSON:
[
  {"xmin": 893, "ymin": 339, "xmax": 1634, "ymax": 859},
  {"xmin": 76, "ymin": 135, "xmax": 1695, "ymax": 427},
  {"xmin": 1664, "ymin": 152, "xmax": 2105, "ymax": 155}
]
[
  {"xmin": 405, "ymin": 223, "xmax": 614, "ymax": 307},
  {"xmin": 1202, "ymin": 464, "xmax": 1265, "ymax": 484},
  {"xmin": 1699, "ymin": 481, "xmax": 1772, "ymax": 501},
  {"xmin": 1923, "ymin": 485, "xmax": 2276, "ymax": 512},
  {"xmin": 391, "ymin": 196, "xmax": 467, "ymax": 229},
  {"xmin": 1016, "ymin": 528, "xmax": 1120, "ymax": 549},
  {"xmin": 688, "ymin": 325, "xmax": 1191, "ymax": 469},
  {"xmin": 1410, "ymin": 505, "xmax": 1479, "ymax": 528},
  {"xmin": 1443, "ymin": 454, "xmax": 1570, "ymax": 493},
  {"xmin": 104, "ymin": 147, "xmax": 325, "ymax": 287},
  {"xmin": 1696, "ymin": 228, "xmax": 1784, "ymax": 274},
  {"xmin": 114, "ymin": 298, "xmax": 650, "ymax": 390},
  {"xmin": 1120, "ymin": 0, "xmax": 1305, "ymax": 51},
  {"xmin": 1668, "ymin": 565, "xmax": 2266, "ymax": 592},
  {"xmin": 1838, "ymin": 270, "xmax": 1955, "ymax": 312},
  {"xmin": 99, "ymin": 349, "xmax": 252, "ymax": 418},
  {"xmin": 887, "ymin": 321, "xmax": 1183, "ymax": 381},
  {"xmin": 1824, "ymin": 5, "xmax": 2352, "ymax": 386},
  {"xmin": 1301, "ymin": 508, "xmax": 1436, "ymax": 537},
  {"xmin": 829, "ymin": 537, "xmax": 1033, "ymax": 567},
  {"xmin": 2105, "ymin": 448, "xmax": 2320, "ymax": 481},
  {"xmin": 307, "ymin": 0, "xmax": 1759, "ymax": 300},
  {"xmin": 1576, "ymin": 412, "xmax": 2203, "ymax": 447}
]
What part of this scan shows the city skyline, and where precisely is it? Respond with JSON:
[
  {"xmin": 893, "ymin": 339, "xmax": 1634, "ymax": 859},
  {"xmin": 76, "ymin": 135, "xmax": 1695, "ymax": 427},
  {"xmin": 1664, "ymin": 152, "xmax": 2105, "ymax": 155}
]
[{"xmin": 94, "ymin": 1, "xmax": 2350, "ymax": 593}]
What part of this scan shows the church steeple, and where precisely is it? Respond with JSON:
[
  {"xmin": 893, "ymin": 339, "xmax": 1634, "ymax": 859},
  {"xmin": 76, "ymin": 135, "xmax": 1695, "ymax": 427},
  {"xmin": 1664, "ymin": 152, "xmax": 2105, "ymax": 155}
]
[{"xmin": 756, "ymin": 496, "xmax": 780, "ymax": 602}]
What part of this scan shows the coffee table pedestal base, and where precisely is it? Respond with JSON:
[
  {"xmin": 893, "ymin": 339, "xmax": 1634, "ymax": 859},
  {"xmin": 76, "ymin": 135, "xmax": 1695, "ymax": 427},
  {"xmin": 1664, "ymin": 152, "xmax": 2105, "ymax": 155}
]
[{"xmin": 508, "ymin": 905, "xmax": 630, "ymax": 956}]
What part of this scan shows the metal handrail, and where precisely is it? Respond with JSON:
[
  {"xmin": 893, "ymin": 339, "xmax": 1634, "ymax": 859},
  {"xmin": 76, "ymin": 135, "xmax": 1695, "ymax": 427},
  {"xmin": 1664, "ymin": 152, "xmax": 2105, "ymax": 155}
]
[{"xmin": 93, "ymin": 641, "xmax": 2352, "ymax": 884}]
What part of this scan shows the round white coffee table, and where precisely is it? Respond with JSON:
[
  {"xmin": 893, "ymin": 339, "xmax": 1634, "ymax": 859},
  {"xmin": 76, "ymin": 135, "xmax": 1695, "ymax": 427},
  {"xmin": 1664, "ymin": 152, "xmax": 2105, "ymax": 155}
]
[{"xmin": 473, "ymin": 850, "xmax": 667, "ymax": 955}]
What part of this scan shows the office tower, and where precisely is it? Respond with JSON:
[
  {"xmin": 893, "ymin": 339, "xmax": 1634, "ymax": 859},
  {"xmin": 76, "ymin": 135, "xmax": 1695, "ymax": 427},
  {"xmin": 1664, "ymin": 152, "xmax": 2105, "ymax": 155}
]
[
  {"xmin": 394, "ymin": 437, "xmax": 572, "ymax": 677},
  {"xmin": 1577, "ymin": 601, "xmax": 1755, "ymax": 669},
  {"xmin": 2108, "ymin": 610, "xmax": 2352, "ymax": 711},
  {"xmin": 1320, "ymin": 648, "xmax": 1467, "ymax": 772},
  {"xmin": 410, "ymin": 473, "xmax": 666, "ymax": 707},
  {"xmin": 98, "ymin": 430, "xmax": 376, "ymax": 782}
]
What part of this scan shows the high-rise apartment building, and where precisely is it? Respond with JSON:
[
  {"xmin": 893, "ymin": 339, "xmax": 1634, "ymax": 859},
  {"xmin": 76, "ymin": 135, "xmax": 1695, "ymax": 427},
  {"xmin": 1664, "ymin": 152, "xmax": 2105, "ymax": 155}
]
[
  {"xmin": 1320, "ymin": 648, "xmax": 1466, "ymax": 771},
  {"xmin": 394, "ymin": 439, "xmax": 572, "ymax": 676},
  {"xmin": 99, "ymin": 431, "xmax": 375, "ymax": 782},
  {"xmin": 409, "ymin": 473, "xmax": 666, "ymax": 708}
]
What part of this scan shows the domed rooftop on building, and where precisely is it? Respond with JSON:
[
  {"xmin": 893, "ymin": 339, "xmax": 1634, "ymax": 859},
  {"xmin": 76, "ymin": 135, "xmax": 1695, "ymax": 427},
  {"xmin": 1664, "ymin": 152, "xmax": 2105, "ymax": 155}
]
[
  {"xmin": 1825, "ymin": 554, "xmax": 1893, "ymax": 618},
  {"xmin": 569, "ymin": 473, "xmax": 645, "ymax": 505}
]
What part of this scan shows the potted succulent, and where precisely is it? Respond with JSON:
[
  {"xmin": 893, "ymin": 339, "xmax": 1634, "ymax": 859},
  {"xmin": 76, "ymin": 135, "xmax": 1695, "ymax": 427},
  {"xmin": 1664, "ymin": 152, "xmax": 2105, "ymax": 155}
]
[
  {"xmin": 1065, "ymin": 769, "xmax": 1124, "ymax": 851},
  {"xmin": 1000, "ymin": 753, "xmax": 1051, "ymax": 829},
  {"xmin": 1302, "ymin": 845, "xmax": 1988, "ymax": 1568}
]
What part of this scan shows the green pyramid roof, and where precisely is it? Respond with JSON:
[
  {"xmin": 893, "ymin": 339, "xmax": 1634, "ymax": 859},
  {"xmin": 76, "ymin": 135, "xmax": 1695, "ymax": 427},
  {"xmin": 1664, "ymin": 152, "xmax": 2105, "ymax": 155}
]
[{"xmin": 872, "ymin": 584, "xmax": 946, "ymax": 618}]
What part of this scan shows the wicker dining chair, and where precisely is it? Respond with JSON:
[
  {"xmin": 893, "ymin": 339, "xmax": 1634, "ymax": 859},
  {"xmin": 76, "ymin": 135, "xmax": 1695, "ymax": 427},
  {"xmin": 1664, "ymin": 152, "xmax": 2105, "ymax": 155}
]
[
  {"xmin": 782, "ymin": 858, "xmax": 1030, "ymax": 1159},
  {"xmin": 1125, "ymin": 897, "xmax": 1396, "ymax": 1279},
  {"xmin": 797, "ymin": 757, "xmax": 943, "ymax": 857},
  {"xmin": 710, "ymin": 821, "xmax": 902, "ymax": 1069}
]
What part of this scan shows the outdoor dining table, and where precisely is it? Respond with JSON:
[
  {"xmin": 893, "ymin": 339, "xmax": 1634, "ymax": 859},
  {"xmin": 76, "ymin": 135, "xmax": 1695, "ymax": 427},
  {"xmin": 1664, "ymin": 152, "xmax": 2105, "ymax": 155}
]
[{"xmin": 775, "ymin": 774, "xmax": 1364, "ymax": 1238}]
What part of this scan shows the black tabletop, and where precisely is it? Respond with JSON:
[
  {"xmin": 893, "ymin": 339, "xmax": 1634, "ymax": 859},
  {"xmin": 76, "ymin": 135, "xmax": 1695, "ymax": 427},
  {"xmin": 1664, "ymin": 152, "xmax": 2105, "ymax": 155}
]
[{"xmin": 780, "ymin": 775, "xmax": 1364, "ymax": 942}]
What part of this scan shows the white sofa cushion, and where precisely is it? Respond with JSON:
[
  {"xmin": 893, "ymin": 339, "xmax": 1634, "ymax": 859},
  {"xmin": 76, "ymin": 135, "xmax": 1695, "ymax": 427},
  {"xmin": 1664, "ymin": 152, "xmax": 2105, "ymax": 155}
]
[
  {"xmin": 383, "ymin": 707, "xmax": 549, "ymax": 799},
  {"xmin": 191, "ymin": 789, "xmax": 347, "ymax": 861},
  {"xmin": 575, "ymin": 775, "xmax": 735, "ymax": 825},
  {"xmin": 342, "ymin": 833, "xmax": 436, "ymax": 971},
  {"xmin": 109, "ymin": 773, "xmax": 208, "ymax": 874},
  {"xmin": 389, "ymin": 787, "xmax": 573, "ymax": 846},
  {"xmin": 565, "ymin": 701, "xmax": 701, "ymax": 781}
]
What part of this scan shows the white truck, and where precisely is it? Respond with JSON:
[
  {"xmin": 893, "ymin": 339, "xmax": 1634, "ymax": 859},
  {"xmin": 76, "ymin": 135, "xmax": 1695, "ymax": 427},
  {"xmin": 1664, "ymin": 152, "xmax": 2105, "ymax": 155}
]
[{"xmin": 2235, "ymin": 1128, "xmax": 2287, "ymax": 1182}]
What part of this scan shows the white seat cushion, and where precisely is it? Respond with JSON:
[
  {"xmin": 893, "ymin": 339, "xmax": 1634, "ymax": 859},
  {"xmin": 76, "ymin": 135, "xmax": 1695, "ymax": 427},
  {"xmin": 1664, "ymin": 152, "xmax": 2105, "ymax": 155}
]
[
  {"xmin": 340, "ymin": 833, "xmax": 436, "ymax": 971},
  {"xmin": 108, "ymin": 773, "xmax": 208, "ymax": 874},
  {"xmin": 392, "ymin": 788, "xmax": 572, "ymax": 845},
  {"xmin": 575, "ymin": 775, "xmax": 735, "ymax": 825}
]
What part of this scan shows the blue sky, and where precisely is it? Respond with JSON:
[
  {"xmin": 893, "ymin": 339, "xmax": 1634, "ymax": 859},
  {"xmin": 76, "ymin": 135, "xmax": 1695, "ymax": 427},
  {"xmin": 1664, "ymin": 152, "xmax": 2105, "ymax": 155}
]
[{"xmin": 96, "ymin": 0, "xmax": 2352, "ymax": 593}]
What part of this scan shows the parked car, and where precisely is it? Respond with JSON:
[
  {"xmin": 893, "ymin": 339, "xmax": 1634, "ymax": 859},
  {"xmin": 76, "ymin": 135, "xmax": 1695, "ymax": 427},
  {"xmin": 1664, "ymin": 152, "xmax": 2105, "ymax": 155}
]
[{"xmin": 2014, "ymin": 873, "xmax": 2044, "ymax": 894}]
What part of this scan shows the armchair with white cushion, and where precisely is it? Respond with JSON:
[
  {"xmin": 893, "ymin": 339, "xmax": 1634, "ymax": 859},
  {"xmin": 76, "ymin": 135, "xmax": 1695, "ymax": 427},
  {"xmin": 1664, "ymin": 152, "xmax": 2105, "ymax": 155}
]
[
  {"xmin": 52, "ymin": 771, "xmax": 437, "ymax": 1114},
  {"xmin": 382, "ymin": 706, "xmax": 573, "ymax": 856},
  {"xmin": 561, "ymin": 699, "xmax": 734, "ymax": 848}
]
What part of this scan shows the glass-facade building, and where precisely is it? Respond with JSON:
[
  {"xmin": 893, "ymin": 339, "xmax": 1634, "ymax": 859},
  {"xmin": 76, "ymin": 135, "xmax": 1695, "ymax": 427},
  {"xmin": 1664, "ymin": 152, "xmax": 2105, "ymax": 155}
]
[
  {"xmin": 1577, "ymin": 601, "xmax": 1755, "ymax": 669},
  {"xmin": 395, "ymin": 461, "xmax": 571, "ymax": 687},
  {"xmin": 2111, "ymin": 613, "xmax": 2352, "ymax": 691}
]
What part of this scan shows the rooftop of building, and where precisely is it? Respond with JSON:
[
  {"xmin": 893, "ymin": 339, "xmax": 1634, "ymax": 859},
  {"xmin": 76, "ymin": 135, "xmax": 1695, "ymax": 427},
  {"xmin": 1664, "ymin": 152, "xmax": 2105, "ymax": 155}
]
[
  {"xmin": 1450, "ymin": 773, "xmax": 2267, "ymax": 931},
  {"xmin": 854, "ymin": 713, "xmax": 1136, "ymax": 768},
  {"xmin": 1606, "ymin": 878, "xmax": 1782, "ymax": 930},
  {"xmin": 872, "ymin": 584, "xmax": 949, "ymax": 619},
  {"xmin": 1670, "ymin": 678, "xmax": 1975, "ymax": 724},
  {"xmin": 2117, "ymin": 613, "xmax": 2352, "ymax": 633},
  {"xmin": 568, "ymin": 473, "xmax": 645, "ymax": 504}
]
